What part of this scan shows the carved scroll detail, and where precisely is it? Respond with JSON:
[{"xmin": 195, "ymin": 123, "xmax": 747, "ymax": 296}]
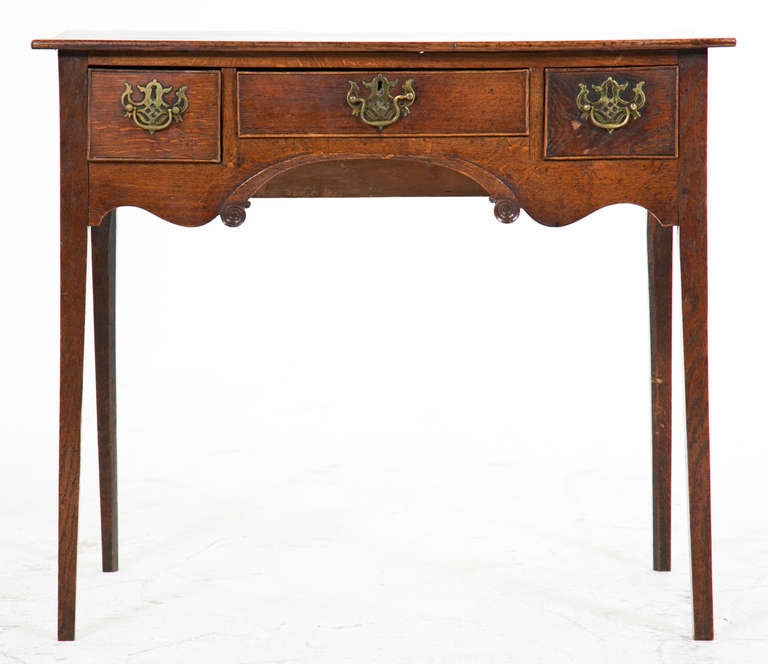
[
  {"xmin": 220, "ymin": 202, "xmax": 250, "ymax": 227},
  {"xmin": 491, "ymin": 197, "xmax": 521, "ymax": 224},
  {"xmin": 218, "ymin": 153, "xmax": 519, "ymax": 227}
]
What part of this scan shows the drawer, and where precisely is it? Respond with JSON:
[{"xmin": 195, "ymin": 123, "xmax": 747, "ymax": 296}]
[
  {"xmin": 89, "ymin": 69, "xmax": 221, "ymax": 162},
  {"xmin": 237, "ymin": 70, "xmax": 528, "ymax": 137},
  {"xmin": 545, "ymin": 67, "xmax": 677, "ymax": 159}
]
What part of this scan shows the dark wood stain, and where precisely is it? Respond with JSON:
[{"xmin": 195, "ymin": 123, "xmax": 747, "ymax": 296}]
[
  {"xmin": 545, "ymin": 67, "xmax": 678, "ymax": 158},
  {"xmin": 678, "ymin": 50, "xmax": 713, "ymax": 642},
  {"xmin": 31, "ymin": 36, "xmax": 736, "ymax": 53},
  {"xmin": 88, "ymin": 69, "xmax": 221, "ymax": 162},
  {"xmin": 57, "ymin": 53, "xmax": 89, "ymax": 642},
  {"xmin": 34, "ymin": 36, "xmax": 734, "ymax": 643},
  {"xmin": 91, "ymin": 211, "xmax": 118, "ymax": 574},
  {"xmin": 86, "ymin": 138, "xmax": 681, "ymax": 228},
  {"xmin": 257, "ymin": 159, "xmax": 486, "ymax": 197},
  {"xmin": 647, "ymin": 213, "xmax": 673, "ymax": 572},
  {"xmin": 84, "ymin": 51, "xmax": 682, "ymax": 70},
  {"xmin": 238, "ymin": 70, "xmax": 528, "ymax": 137}
]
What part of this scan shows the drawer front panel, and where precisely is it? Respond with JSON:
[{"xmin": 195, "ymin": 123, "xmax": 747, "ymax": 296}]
[
  {"xmin": 545, "ymin": 67, "xmax": 677, "ymax": 159},
  {"xmin": 89, "ymin": 69, "xmax": 221, "ymax": 162},
  {"xmin": 238, "ymin": 70, "xmax": 528, "ymax": 137}
]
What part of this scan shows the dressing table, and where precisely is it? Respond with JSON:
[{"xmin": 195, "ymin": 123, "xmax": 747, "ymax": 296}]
[{"xmin": 32, "ymin": 34, "xmax": 735, "ymax": 641}]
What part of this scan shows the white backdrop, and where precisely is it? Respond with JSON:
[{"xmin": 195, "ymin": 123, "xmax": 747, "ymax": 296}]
[{"xmin": 1, "ymin": 3, "xmax": 764, "ymax": 663}]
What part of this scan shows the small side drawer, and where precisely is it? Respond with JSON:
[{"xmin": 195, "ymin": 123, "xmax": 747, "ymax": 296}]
[
  {"xmin": 237, "ymin": 70, "xmax": 529, "ymax": 137},
  {"xmin": 89, "ymin": 69, "xmax": 221, "ymax": 162},
  {"xmin": 545, "ymin": 66, "xmax": 677, "ymax": 159}
]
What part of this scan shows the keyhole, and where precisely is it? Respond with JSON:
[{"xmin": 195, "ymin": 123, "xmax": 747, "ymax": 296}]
[{"xmin": 377, "ymin": 79, "xmax": 383, "ymax": 91}]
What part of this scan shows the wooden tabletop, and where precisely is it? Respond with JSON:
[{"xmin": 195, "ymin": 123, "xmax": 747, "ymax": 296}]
[{"xmin": 31, "ymin": 33, "xmax": 736, "ymax": 53}]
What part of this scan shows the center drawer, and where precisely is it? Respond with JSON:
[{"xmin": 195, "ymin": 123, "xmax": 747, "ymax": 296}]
[{"xmin": 237, "ymin": 70, "xmax": 529, "ymax": 137}]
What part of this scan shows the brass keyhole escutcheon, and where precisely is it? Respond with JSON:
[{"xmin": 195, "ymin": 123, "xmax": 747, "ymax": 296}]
[{"xmin": 346, "ymin": 74, "xmax": 416, "ymax": 130}]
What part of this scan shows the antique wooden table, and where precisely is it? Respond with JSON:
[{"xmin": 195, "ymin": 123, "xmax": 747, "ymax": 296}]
[{"xmin": 32, "ymin": 34, "xmax": 735, "ymax": 641}]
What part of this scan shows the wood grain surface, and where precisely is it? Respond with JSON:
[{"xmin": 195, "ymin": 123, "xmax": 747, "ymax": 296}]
[
  {"xmin": 39, "ymin": 37, "xmax": 731, "ymax": 642},
  {"xmin": 58, "ymin": 54, "xmax": 89, "ymax": 642},
  {"xmin": 545, "ymin": 66, "xmax": 677, "ymax": 158},
  {"xmin": 238, "ymin": 70, "xmax": 528, "ymax": 137},
  {"xmin": 31, "ymin": 35, "xmax": 737, "ymax": 53},
  {"xmin": 91, "ymin": 211, "xmax": 118, "ymax": 574},
  {"xmin": 647, "ymin": 214, "xmax": 673, "ymax": 572},
  {"xmin": 678, "ymin": 50, "xmax": 713, "ymax": 641},
  {"xmin": 89, "ymin": 69, "xmax": 221, "ymax": 162}
]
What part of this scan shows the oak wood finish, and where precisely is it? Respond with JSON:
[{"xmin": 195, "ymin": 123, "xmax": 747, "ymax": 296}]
[
  {"xmin": 545, "ymin": 66, "xmax": 678, "ymax": 158},
  {"xmin": 219, "ymin": 152, "xmax": 522, "ymax": 226},
  {"xmin": 91, "ymin": 210, "xmax": 118, "ymax": 573},
  {"xmin": 647, "ymin": 213, "xmax": 673, "ymax": 572},
  {"xmin": 85, "ymin": 52, "xmax": 683, "ymax": 70},
  {"xmin": 678, "ymin": 50, "xmax": 713, "ymax": 641},
  {"xmin": 88, "ymin": 69, "xmax": 221, "ymax": 162},
  {"xmin": 34, "ymin": 35, "xmax": 734, "ymax": 642},
  {"xmin": 85, "ymin": 139, "xmax": 680, "ymax": 228},
  {"xmin": 58, "ymin": 53, "xmax": 89, "ymax": 642},
  {"xmin": 256, "ymin": 159, "xmax": 486, "ymax": 197},
  {"xmin": 31, "ymin": 35, "xmax": 736, "ymax": 53},
  {"xmin": 237, "ymin": 70, "xmax": 528, "ymax": 137}
]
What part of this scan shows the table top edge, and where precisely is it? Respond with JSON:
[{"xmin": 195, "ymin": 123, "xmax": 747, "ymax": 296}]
[{"xmin": 31, "ymin": 36, "xmax": 737, "ymax": 53}]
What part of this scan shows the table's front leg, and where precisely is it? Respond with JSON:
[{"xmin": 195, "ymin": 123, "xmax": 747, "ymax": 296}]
[
  {"xmin": 57, "ymin": 54, "xmax": 89, "ymax": 641},
  {"xmin": 680, "ymin": 204, "xmax": 713, "ymax": 641},
  {"xmin": 679, "ymin": 50, "xmax": 714, "ymax": 641}
]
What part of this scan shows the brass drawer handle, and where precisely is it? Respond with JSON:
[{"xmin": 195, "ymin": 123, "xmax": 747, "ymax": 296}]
[
  {"xmin": 346, "ymin": 74, "xmax": 415, "ymax": 130},
  {"xmin": 576, "ymin": 76, "xmax": 646, "ymax": 133},
  {"xmin": 120, "ymin": 78, "xmax": 189, "ymax": 134}
]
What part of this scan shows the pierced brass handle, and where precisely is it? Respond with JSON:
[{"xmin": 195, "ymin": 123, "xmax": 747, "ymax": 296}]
[
  {"xmin": 576, "ymin": 76, "xmax": 646, "ymax": 133},
  {"xmin": 346, "ymin": 74, "xmax": 415, "ymax": 130},
  {"xmin": 120, "ymin": 78, "xmax": 189, "ymax": 134}
]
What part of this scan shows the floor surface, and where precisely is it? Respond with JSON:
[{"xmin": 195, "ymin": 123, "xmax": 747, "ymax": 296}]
[{"xmin": 2, "ymin": 386, "xmax": 766, "ymax": 663}]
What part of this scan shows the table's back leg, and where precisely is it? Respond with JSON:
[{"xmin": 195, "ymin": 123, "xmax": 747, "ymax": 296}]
[
  {"xmin": 647, "ymin": 214, "xmax": 673, "ymax": 572},
  {"xmin": 679, "ymin": 49, "xmax": 714, "ymax": 641},
  {"xmin": 92, "ymin": 210, "xmax": 118, "ymax": 573},
  {"xmin": 57, "ymin": 54, "xmax": 89, "ymax": 641}
]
